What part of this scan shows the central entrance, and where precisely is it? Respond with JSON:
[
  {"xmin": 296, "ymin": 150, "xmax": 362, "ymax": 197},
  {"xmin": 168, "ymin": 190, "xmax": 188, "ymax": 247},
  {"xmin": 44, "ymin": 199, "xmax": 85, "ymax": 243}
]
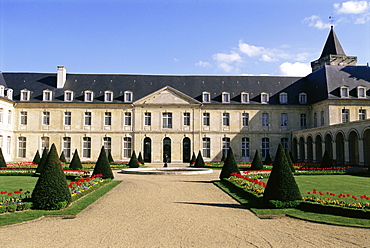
[
  {"xmin": 163, "ymin": 137, "xmax": 171, "ymax": 163},
  {"xmin": 143, "ymin": 137, "xmax": 151, "ymax": 163},
  {"xmin": 183, "ymin": 137, "xmax": 191, "ymax": 162}
]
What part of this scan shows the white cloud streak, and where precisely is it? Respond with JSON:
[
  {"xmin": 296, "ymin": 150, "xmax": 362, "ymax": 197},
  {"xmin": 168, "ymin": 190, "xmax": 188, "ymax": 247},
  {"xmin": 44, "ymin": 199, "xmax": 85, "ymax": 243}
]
[
  {"xmin": 334, "ymin": 1, "xmax": 369, "ymax": 14},
  {"xmin": 275, "ymin": 62, "xmax": 311, "ymax": 76}
]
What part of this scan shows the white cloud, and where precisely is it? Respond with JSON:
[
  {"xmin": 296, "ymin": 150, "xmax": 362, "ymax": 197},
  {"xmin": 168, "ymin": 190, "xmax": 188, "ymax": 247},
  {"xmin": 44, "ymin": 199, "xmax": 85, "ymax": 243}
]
[
  {"xmin": 196, "ymin": 61, "xmax": 211, "ymax": 68},
  {"xmin": 275, "ymin": 62, "xmax": 311, "ymax": 76},
  {"xmin": 212, "ymin": 52, "xmax": 242, "ymax": 63},
  {"xmin": 260, "ymin": 54, "xmax": 278, "ymax": 62},
  {"xmin": 334, "ymin": 1, "xmax": 369, "ymax": 14},
  {"xmin": 217, "ymin": 62, "xmax": 238, "ymax": 73},
  {"xmin": 303, "ymin": 15, "xmax": 332, "ymax": 30},
  {"xmin": 238, "ymin": 42, "xmax": 264, "ymax": 57}
]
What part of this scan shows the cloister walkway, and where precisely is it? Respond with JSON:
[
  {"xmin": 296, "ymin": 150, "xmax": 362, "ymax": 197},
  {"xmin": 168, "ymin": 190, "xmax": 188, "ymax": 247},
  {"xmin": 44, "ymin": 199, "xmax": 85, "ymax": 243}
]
[{"xmin": 1, "ymin": 163, "xmax": 369, "ymax": 247}]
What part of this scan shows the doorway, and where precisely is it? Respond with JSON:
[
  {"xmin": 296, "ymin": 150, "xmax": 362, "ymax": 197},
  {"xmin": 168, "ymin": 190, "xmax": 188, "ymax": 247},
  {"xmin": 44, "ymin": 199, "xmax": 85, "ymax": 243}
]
[
  {"xmin": 183, "ymin": 137, "xmax": 191, "ymax": 162},
  {"xmin": 163, "ymin": 137, "xmax": 171, "ymax": 163},
  {"xmin": 143, "ymin": 137, "xmax": 151, "ymax": 163}
]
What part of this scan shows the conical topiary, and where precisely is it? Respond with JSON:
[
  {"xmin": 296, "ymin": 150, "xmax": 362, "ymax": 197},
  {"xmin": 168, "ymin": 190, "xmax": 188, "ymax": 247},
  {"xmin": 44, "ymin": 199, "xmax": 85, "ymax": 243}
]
[
  {"xmin": 108, "ymin": 150, "xmax": 114, "ymax": 163},
  {"xmin": 263, "ymin": 152, "xmax": 272, "ymax": 165},
  {"xmin": 31, "ymin": 144, "xmax": 71, "ymax": 210},
  {"xmin": 35, "ymin": 148, "xmax": 49, "ymax": 174},
  {"xmin": 320, "ymin": 150, "xmax": 334, "ymax": 168},
  {"xmin": 219, "ymin": 147, "xmax": 240, "ymax": 180},
  {"xmin": 33, "ymin": 150, "xmax": 41, "ymax": 165},
  {"xmin": 137, "ymin": 152, "xmax": 144, "ymax": 165},
  {"xmin": 190, "ymin": 152, "xmax": 196, "ymax": 166},
  {"xmin": 127, "ymin": 150, "xmax": 140, "ymax": 168},
  {"xmin": 0, "ymin": 148, "xmax": 6, "ymax": 168},
  {"xmin": 92, "ymin": 146, "xmax": 114, "ymax": 179},
  {"xmin": 69, "ymin": 149, "xmax": 82, "ymax": 170},
  {"xmin": 59, "ymin": 151, "xmax": 67, "ymax": 163},
  {"xmin": 194, "ymin": 151, "xmax": 205, "ymax": 168},
  {"xmin": 220, "ymin": 152, "xmax": 226, "ymax": 162},
  {"xmin": 250, "ymin": 150, "xmax": 263, "ymax": 170},
  {"xmin": 263, "ymin": 144, "xmax": 302, "ymax": 206},
  {"xmin": 285, "ymin": 149, "xmax": 295, "ymax": 172}
]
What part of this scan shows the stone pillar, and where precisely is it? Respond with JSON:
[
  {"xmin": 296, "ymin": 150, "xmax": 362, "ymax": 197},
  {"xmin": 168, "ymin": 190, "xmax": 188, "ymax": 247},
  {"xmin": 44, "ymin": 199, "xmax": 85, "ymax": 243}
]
[
  {"xmin": 358, "ymin": 138, "xmax": 364, "ymax": 166},
  {"xmin": 344, "ymin": 139, "xmax": 350, "ymax": 165}
]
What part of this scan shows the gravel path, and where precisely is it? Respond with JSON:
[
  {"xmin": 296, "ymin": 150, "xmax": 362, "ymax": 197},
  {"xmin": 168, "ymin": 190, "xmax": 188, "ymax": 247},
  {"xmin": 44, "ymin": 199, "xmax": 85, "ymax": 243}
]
[{"xmin": 1, "ymin": 165, "xmax": 369, "ymax": 247}]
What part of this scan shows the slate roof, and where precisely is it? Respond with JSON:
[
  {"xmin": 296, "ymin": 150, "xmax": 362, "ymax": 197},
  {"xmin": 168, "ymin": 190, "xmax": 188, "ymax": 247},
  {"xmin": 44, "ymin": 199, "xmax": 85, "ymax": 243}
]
[{"xmin": 319, "ymin": 26, "xmax": 346, "ymax": 59}]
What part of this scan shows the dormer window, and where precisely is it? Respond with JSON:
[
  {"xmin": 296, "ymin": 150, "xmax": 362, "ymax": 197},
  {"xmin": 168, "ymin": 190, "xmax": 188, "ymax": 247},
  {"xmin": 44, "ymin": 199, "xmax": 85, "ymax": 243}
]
[
  {"xmin": 279, "ymin": 92, "xmax": 288, "ymax": 104},
  {"xmin": 202, "ymin": 92, "xmax": 211, "ymax": 103},
  {"xmin": 358, "ymin": 86, "xmax": 366, "ymax": 98},
  {"xmin": 222, "ymin": 92, "xmax": 230, "ymax": 103},
  {"xmin": 84, "ymin": 90, "xmax": 93, "ymax": 102},
  {"xmin": 0, "ymin": 85, "xmax": 4, "ymax": 97},
  {"xmin": 299, "ymin": 93, "xmax": 307, "ymax": 104},
  {"xmin": 124, "ymin": 91, "xmax": 133, "ymax": 102},
  {"xmin": 340, "ymin": 86, "xmax": 349, "ymax": 98},
  {"xmin": 64, "ymin": 90, "xmax": 73, "ymax": 102},
  {"xmin": 6, "ymin": 89, "xmax": 13, "ymax": 100},
  {"xmin": 43, "ymin": 90, "xmax": 52, "ymax": 101},
  {"xmin": 104, "ymin": 91, "xmax": 113, "ymax": 102},
  {"xmin": 241, "ymin": 92, "xmax": 249, "ymax": 103},
  {"xmin": 20, "ymin": 89, "xmax": 30, "ymax": 101},
  {"xmin": 261, "ymin": 93, "xmax": 269, "ymax": 104}
]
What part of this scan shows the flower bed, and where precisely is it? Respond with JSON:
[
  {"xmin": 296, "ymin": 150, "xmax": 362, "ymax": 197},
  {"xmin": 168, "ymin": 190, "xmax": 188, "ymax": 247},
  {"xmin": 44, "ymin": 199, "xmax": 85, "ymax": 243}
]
[{"xmin": 68, "ymin": 174, "xmax": 110, "ymax": 202}]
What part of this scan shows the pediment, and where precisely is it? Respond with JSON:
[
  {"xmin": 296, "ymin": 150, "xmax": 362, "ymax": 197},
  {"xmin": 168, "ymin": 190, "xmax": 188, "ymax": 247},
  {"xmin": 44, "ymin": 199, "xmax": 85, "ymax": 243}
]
[{"xmin": 134, "ymin": 86, "xmax": 200, "ymax": 105}]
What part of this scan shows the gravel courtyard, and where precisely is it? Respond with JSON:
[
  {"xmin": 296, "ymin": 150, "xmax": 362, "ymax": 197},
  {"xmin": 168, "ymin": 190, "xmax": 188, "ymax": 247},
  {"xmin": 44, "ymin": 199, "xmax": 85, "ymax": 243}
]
[{"xmin": 1, "ymin": 164, "xmax": 369, "ymax": 247}]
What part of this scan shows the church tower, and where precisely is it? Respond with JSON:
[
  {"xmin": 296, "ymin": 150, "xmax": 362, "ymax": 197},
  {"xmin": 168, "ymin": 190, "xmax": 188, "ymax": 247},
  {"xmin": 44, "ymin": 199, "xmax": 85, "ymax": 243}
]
[{"xmin": 311, "ymin": 26, "xmax": 357, "ymax": 72}]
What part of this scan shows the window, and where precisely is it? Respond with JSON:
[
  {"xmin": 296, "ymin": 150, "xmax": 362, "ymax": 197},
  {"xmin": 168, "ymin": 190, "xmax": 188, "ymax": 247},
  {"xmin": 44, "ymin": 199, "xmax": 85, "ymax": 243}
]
[
  {"xmin": 279, "ymin": 93, "xmax": 288, "ymax": 104},
  {"xmin": 241, "ymin": 137, "xmax": 250, "ymax": 159},
  {"xmin": 84, "ymin": 112, "xmax": 92, "ymax": 126},
  {"xmin": 222, "ymin": 92, "xmax": 230, "ymax": 103},
  {"xmin": 64, "ymin": 91, "xmax": 73, "ymax": 102},
  {"xmin": 281, "ymin": 113, "xmax": 287, "ymax": 127},
  {"xmin": 202, "ymin": 92, "xmax": 210, "ymax": 103},
  {"xmin": 203, "ymin": 113, "xmax": 210, "ymax": 126},
  {"xmin": 41, "ymin": 137, "xmax": 49, "ymax": 150},
  {"xmin": 314, "ymin": 112, "xmax": 318, "ymax": 127},
  {"xmin": 321, "ymin": 111, "xmax": 325, "ymax": 126},
  {"xmin": 84, "ymin": 91, "xmax": 93, "ymax": 102},
  {"xmin": 144, "ymin": 112, "xmax": 151, "ymax": 126},
  {"xmin": 8, "ymin": 110, "xmax": 11, "ymax": 125},
  {"xmin": 222, "ymin": 113, "xmax": 230, "ymax": 126},
  {"xmin": 358, "ymin": 87, "xmax": 366, "ymax": 98},
  {"xmin": 0, "ymin": 108, "xmax": 2, "ymax": 123},
  {"xmin": 183, "ymin": 112, "xmax": 190, "ymax": 126},
  {"xmin": 262, "ymin": 137, "xmax": 269, "ymax": 159},
  {"xmin": 281, "ymin": 138, "xmax": 289, "ymax": 150},
  {"xmin": 242, "ymin": 113, "xmax": 249, "ymax": 127},
  {"xmin": 123, "ymin": 137, "xmax": 132, "ymax": 158},
  {"xmin": 342, "ymin": 109, "xmax": 349, "ymax": 123},
  {"xmin": 0, "ymin": 136, "xmax": 2, "ymax": 149},
  {"xmin": 103, "ymin": 137, "xmax": 111, "ymax": 155},
  {"xmin": 341, "ymin": 87, "xmax": 349, "ymax": 98},
  {"xmin": 42, "ymin": 112, "xmax": 50, "ymax": 125},
  {"xmin": 104, "ymin": 91, "xmax": 113, "ymax": 102},
  {"xmin": 82, "ymin": 137, "xmax": 91, "ymax": 158},
  {"xmin": 64, "ymin": 112, "xmax": 71, "ymax": 126},
  {"xmin": 299, "ymin": 93, "xmax": 307, "ymax": 104},
  {"xmin": 262, "ymin": 113, "xmax": 269, "ymax": 127},
  {"xmin": 7, "ymin": 136, "xmax": 11, "ymax": 155},
  {"xmin": 20, "ymin": 111, "xmax": 27, "ymax": 125},
  {"xmin": 162, "ymin": 113, "xmax": 172, "ymax": 128},
  {"xmin": 241, "ymin": 92, "xmax": 249, "ymax": 103},
  {"xmin": 222, "ymin": 137, "xmax": 230, "ymax": 157},
  {"xmin": 63, "ymin": 137, "xmax": 71, "ymax": 159},
  {"xmin": 6, "ymin": 89, "xmax": 13, "ymax": 100},
  {"xmin": 20, "ymin": 90, "xmax": 30, "ymax": 101},
  {"xmin": 104, "ymin": 112, "xmax": 112, "ymax": 126},
  {"xmin": 359, "ymin": 109, "xmax": 366, "ymax": 120},
  {"xmin": 202, "ymin": 138, "xmax": 210, "ymax": 158},
  {"xmin": 124, "ymin": 91, "xmax": 133, "ymax": 102},
  {"xmin": 43, "ymin": 90, "xmax": 52, "ymax": 101},
  {"xmin": 300, "ymin": 114, "xmax": 307, "ymax": 127},
  {"xmin": 0, "ymin": 85, "xmax": 4, "ymax": 97},
  {"xmin": 124, "ymin": 112, "xmax": 131, "ymax": 126},
  {"xmin": 18, "ymin": 137, "xmax": 26, "ymax": 158},
  {"xmin": 261, "ymin": 93, "xmax": 269, "ymax": 103}
]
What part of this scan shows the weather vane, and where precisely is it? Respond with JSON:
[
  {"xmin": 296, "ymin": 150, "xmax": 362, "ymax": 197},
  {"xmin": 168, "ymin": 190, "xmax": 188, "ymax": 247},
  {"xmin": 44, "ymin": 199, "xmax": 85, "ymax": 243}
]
[{"xmin": 329, "ymin": 14, "xmax": 335, "ymax": 26}]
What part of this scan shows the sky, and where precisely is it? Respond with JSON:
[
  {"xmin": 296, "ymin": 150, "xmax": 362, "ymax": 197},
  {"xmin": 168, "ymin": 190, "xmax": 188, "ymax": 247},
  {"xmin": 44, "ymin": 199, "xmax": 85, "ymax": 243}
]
[{"xmin": 0, "ymin": 0, "xmax": 369, "ymax": 77}]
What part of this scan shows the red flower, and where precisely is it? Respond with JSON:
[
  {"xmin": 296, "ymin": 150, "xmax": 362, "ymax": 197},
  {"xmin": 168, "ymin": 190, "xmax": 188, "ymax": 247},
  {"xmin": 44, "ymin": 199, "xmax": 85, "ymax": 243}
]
[{"xmin": 7, "ymin": 192, "xmax": 12, "ymax": 195}]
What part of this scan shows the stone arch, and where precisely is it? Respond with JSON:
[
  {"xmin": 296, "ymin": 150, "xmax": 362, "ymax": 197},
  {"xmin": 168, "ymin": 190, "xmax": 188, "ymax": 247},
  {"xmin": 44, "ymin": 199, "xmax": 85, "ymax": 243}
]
[
  {"xmin": 299, "ymin": 136, "xmax": 305, "ymax": 162},
  {"xmin": 363, "ymin": 128, "xmax": 370, "ymax": 166},
  {"xmin": 315, "ymin": 134, "xmax": 323, "ymax": 163},
  {"xmin": 335, "ymin": 132, "xmax": 345, "ymax": 165},
  {"xmin": 292, "ymin": 137, "xmax": 298, "ymax": 162},
  {"xmin": 348, "ymin": 130, "xmax": 359, "ymax": 165},
  {"xmin": 306, "ymin": 135, "xmax": 313, "ymax": 162},
  {"xmin": 324, "ymin": 132, "xmax": 333, "ymax": 158}
]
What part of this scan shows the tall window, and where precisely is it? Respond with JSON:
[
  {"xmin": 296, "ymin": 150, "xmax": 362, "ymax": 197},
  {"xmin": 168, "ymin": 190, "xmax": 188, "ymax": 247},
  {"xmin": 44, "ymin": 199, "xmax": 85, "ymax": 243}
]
[
  {"xmin": 222, "ymin": 113, "xmax": 230, "ymax": 126},
  {"xmin": 241, "ymin": 137, "xmax": 250, "ymax": 159},
  {"xmin": 63, "ymin": 137, "xmax": 71, "ymax": 159},
  {"xmin": 124, "ymin": 112, "xmax": 131, "ymax": 126},
  {"xmin": 123, "ymin": 137, "xmax": 132, "ymax": 158},
  {"xmin": 342, "ymin": 109, "xmax": 349, "ymax": 123},
  {"xmin": 7, "ymin": 136, "xmax": 11, "ymax": 155},
  {"xmin": 64, "ymin": 112, "xmax": 71, "ymax": 126},
  {"xmin": 262, "ymin": 137, "xmax": 269, "ymax": 159},
  {"xmin": 0, "ymin": 108, "xmax": 3, "ymax": 123},
  {"xmin": 314, "ymin": 112, "xmax": 318, "ymax": 127},
  {"xmin": 103, "ymin": 137, "xmax": 111, "ymax": 155},
  {"xmin": 183, "ymin": 112, "xmax": 190, "ymax": 126},
  {"xmin": 281, "ymin": 113, "xmax": 287, "ymax": 127},
  {"xmin": 222, "ymin": 137, "xmax": 230, "ymax": 156},
  {"xmin": 20, "ymin": 111, "xmax": 27, "ymax": 125},
  {"xmin": 82, "ymin": 137, "xmax": 91, "ymax": 158},
  {"xmin": 84, "ymin": 112, "xmax": 92, "ymax": 126},
  {"xmin": 41, "ymin": 137, "xmax": 49, "ymax": 150},
  {"xmin": 8, "ymin": 110, "xmax": 11, "ymax": 125},
  {"xmin": 202, "ymin": 137, "xmax": 210, "ymax": 158},
  {"xmin": 262, "ymin": 113, "xmax": 269, "ymax": 127},
  {"xmin": 104, "ymin": 112, "xmax": 112, "ymax": 126},
  {"xmin": 162, "ymin": 113, "xmax": 172, "ymax": 128},
  {"xmin": 18, "ymin": 137, "xmax": 26, "ymax": 158},
  {"xmin": 321, "ymin": 111, "xmax": 325, "ymax": 126},
  {"xmin": 144, "ymin": 112, "xmax": 151, "ymax": 126},
  {"xmin": 299, "ymin": 93, "xmax": 307, "ymax": 104},
  {"xmin": 203, "ymin": 113, "xmax": 210, "ymax": 126},
  {"xmin": 281, "ymin": 138, "xmax": 289, "ymax": 150},
  {"xmin": 42, "ymin": 112, "xmax": 50, "ymax": 125},
  {"xmin": 359, "ymin": 109, "xmax": 366, "ymax": 120},
  {"xmin": 104, "ymin": 91, "xmax": 113, "ymax": 102},
  {"xmin": 242, "ymin": 113, "xmax": 249, "ymax": 127},
  {"xmin": 279, "ymin": 93, "xmax": 288, "ymax": 104},
  {"xmin": 300, "ymin": 114, "xmax": 307, "ymax": 127}
]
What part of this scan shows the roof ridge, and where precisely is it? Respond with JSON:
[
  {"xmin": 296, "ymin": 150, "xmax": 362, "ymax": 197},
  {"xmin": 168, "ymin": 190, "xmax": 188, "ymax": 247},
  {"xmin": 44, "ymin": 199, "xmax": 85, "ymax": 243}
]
[{"xmin": 319, "ymin": 26, "xmax": 346, "ymax": 59}]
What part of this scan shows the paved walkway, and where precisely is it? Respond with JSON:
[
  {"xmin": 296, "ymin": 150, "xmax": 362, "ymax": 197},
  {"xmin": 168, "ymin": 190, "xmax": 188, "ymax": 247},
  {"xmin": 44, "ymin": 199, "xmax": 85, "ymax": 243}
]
[{"xmin": 1, "ymin": 164, "xmax": 369, "ymax": 247}]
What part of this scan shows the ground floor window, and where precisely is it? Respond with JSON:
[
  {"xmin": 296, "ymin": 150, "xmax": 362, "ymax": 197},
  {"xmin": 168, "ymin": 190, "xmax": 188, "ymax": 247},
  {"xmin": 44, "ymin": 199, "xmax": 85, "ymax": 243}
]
[
  {"xmin": 123, "ymin": 137, "xmax": 132, "ymax": 158},
  {"xmin": 202, "ymin": 138, "xmax": 210, "ymax": 158},
  {"xmin": 18, "ymin": 137, "xmax": 26, "ymax": 158},
  {"xmin": 41, "ymin": 137, "xmax": 49, "ymax": 150},
  {"xmin": 241, "ymin": 137, "xmax": 250, "ymax": 159},
  {"xmin": 103, "ymin": 137, "xmax": 111, "ymax": 155},
  {"xmin": 83, "ymin": 137, "xmax": 91, "ymax": 158},
  {"xmin": 222, "ymin": 137, "xmax": 230, "ymax": 156},
  {"xmin": 63, "ymin": 137, "xmax": 71, "ymax": 159},
  {"xmin": 262, "ymin": 137, "xmax": 269, "ymax": 159}
]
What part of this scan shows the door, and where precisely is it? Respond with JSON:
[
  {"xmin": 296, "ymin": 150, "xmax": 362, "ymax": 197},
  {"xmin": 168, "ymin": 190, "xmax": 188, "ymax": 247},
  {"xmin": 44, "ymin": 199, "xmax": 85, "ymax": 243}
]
[
  {"xmin": 143, "ymin": 137, "xmax": 151, "ymax": 163},
  {"xmin": 163, "ymin": 137, "xmax": 171, "ymax": 163},
  {"xmin": 183, "ymin": 137, "xmax": 191, "ymax": 162}
]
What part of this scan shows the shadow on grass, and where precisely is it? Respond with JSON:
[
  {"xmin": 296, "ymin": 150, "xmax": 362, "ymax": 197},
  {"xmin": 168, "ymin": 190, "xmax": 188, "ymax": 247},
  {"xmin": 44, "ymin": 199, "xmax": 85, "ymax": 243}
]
[{"xmin": 175, "ymin": 202, "xmax": 246, "ymax": 209}]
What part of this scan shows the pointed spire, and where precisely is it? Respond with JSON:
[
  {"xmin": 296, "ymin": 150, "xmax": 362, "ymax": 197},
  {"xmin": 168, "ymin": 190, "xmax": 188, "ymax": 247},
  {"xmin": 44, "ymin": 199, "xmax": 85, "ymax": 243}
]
[{"xmin": 319, "ymin": 26, "xmax": 346, "ymax": 59}]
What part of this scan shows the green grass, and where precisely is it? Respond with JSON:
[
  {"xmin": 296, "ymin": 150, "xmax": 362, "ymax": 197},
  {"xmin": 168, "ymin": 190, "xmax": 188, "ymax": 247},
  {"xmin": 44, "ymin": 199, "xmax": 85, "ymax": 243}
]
[{"xmin": 0, "ymin": 176, "xmax": 38, "ymax": 192}]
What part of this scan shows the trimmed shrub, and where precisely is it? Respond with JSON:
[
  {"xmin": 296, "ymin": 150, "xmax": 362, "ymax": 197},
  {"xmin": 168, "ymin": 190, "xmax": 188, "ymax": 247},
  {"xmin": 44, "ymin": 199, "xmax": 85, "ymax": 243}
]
[
  {"xmin": 263, "ymin": 152, "xmax": 272, "ymax": 165},
  {"xmin": 32, "ymin": 144, "xmax": 71, "ymax": 210},
  {"xmin": 127, "ymin": 150, "xmax": 140, "ymax": 168},
  {"xmin": 220, "ymin": 153, "xmax": 226, "ymax": 162},
  {"xmin": 69, "ymin": 149, "xmax": 82, "ymax": 170},
  {"xmin": 263, "ymin": 144, "xmax": 302, "ymax": 206},
  {"xmin": 194, "ymin": 151, "xmax": 205, "ymax": 168},
  {"xmin": 0, "ymin": 148, "xmax": 6, "ymax": 168},
  {"xmin": 285, "ymin": 149, "xmax": 295, "ymax": 172},
  {"xmin": 32, "ymin": 150, "xmax": 41, "ymax": 165},
  {"xmin": 35, "ymin": 148, "xmax": 49, "ymax": 174},
  {"xmin": 92, "ymin": 146, "xmax": 114, "ymax": 179},
  {"xmin": 220, "ymin": 147, "xmax": 240, "ymax": 180},
  {"xmin": 190, "ymin": 152, "xmax": 196, "ymax": 166},
  {"xmin": 250, "ymin": 150, "xmax": 263, "ymax": 170},
  {"xmin": 137, "ymin": 152, "xmax": 144, "ymax": 165},
  {"xmin": 59, "ymin": 151, "xmax": 67, "ymax": 163},
  {"xmin": 108, "ymin": 150, "xmax": 114, "ymax": 163},
  {"xmin": 320, "ymin": 150, "xmax": 334, "ymax": 168}
]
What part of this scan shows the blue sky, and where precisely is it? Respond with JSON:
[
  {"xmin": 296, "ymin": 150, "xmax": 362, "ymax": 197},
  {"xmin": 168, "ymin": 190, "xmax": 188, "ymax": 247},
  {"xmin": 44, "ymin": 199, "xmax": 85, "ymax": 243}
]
[{"xmin": 0, "ymin": 0, "xmax": 369, "ymax": 76}]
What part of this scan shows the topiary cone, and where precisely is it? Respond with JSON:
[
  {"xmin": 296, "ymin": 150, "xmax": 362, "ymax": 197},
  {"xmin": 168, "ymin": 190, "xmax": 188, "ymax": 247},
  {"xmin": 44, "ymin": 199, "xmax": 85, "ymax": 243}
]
[
  {"xmin": 219, "ymin": 147, "xmax": 240, "ymax": 180},
  {"xmin": 92, "ymin": 146, "xmax": 114, "ymax": 179},
  {"xmin": 128, "ymin": 150, "xmax": 140, "ymax": 168},
  {"xmin": 69, "ymin": 149, "xmax": 82, "ymax": 170},
  {"xmin": 250, "ymin": 150, "xmax": 263, "ymax": 170}
]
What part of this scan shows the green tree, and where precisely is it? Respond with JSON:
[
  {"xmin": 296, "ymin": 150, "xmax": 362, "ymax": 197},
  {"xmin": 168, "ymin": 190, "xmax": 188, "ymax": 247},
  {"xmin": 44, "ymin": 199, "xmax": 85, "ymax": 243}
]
[
  {"xmin": 59, "ymin": 151, "xmax": 67, "ymax": 163},
  {"xmin": 137, "ymin": 152, "xmax": 144, "ymax": 165},
  {"xmin": 285, "ymin": 149, "xmax": 295, "ymax": 172},
  {"xmin": 219, "ymin": 147, "xmax": 240, "ymax": 180},
  {"xmin": 220, "ymin": 153, "xmax": 226, "ymax": 162},
  {"xmin": 250, "ymin": 150, "xmax": 263, "ymax": 170},
  {"xmin": 32, "ymin": 150, "xmax": 41, "ymax": 165},
  {"xmin": 194, "ymin": 151, "xmax": 205, "ymax": 168},
  {"xmin": 263, "ymin": 144, "xmax": 302, "ymax": 206},
  {"xmin": 92, "ymin": 146, "xmax": 114, "ymax": 179},
  {"xmin": 69, "ymin": 149, "xmax": 82, "ymax": 170},
  {"xmin": 35, "ymin": 148, "xmax": 49, "ymax": 174},
  {"xmin": 320, "ymin": 150, "xmax": 334, "ymax": 168},
  {"xmin": 107, "ymin": 150, "xmax": 114, "ymax": 163},
  {"xmin": 190, "ymin": 152, "xmax": 196, "ymax": 166},
  {"xmin": 127, "ymin": 150, "xmax": 140, "ymax": 168},
  {"xmin": 32, "ymin": 144, "xmax": 71, "ymax": 210},
  {"xmin": 0, "ymin": 148, "xmax": 6, "ymax": 168},
  {"xmin": 263, "ymin": 152, "xmax": 272, "ymax": 165}
]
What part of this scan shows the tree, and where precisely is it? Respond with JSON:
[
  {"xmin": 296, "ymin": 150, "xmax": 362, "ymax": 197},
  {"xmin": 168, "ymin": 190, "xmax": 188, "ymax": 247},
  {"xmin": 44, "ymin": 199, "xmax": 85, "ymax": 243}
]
[
  {"xmin": 194, "ymin": 151, "xmax": 205, "ymax": 168},
  {"xmin": 107, "ymin": 150, "xmax": 114, "ymax": 163},
  {"xmin": 219, "ymin": 147, "xmax": 240, "ymax": 180},
  {"xmin": 263, "ymin": 152, "xmax": 272, "ymax": 165},
  {"xmin": 263, "ymin": 144, "xmax": 302, "ymax": 206},
  {"xmin": 59, "ymin": 151, "xmax": 67, "ymax": 163},
  {"xmin": 127, "ymin": 150, "xmax": 140, "ymax": 168},
  {"xmin": 320, "ymin": 150, "xmax": 334, "ymax": 168},
  {"xmin": 0, "ymin": 148, "xmax": 6, "ymax": 168},
  {"xmin": 35, "ymin": 148, "xmax": 49, "ymax": 174},
  {"xmin": 92, "ymin": 146, "xmax": 114, "ymax": 179},
  {"xmin": 137, "ymin": 152, "xmax": 144, "ymax": 165},
  {"xmin": 220, "ymin": 152, "xmax": 226, "ymax": 162},
  {"xmin": 32, "ymin": 150, "xmax": 41, "ymax": 165},
  {"xmin": 285, "ymin": 149, "xmax": 295, "ymax": 172},
  {"xmin": 190, "ymin": 152, "xmax": 196, "ymax": 166},
  {"xmin": 250, "ymin": 150, "xmax": 263, "ymax": 170},
  {"xmin": 69, "ymin": 149, "xmax": 82, "ymax": 170},
  {"xmin": 32, "ymin": 144, "xmax": 71, "ymax": 210}
]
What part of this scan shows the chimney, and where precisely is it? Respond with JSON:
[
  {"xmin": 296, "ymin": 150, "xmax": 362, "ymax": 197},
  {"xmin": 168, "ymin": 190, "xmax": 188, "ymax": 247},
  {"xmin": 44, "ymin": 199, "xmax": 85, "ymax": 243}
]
[{"xmin": 57, "ymin": 66, "xmax": 66, "ymax": 89}]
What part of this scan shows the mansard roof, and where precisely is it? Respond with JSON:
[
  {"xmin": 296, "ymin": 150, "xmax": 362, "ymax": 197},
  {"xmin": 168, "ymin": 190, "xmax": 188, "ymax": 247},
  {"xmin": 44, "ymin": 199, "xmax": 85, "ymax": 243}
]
[{"xmin": 319, "ymin": 26, "xmax": 346, "ymax": 59}]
